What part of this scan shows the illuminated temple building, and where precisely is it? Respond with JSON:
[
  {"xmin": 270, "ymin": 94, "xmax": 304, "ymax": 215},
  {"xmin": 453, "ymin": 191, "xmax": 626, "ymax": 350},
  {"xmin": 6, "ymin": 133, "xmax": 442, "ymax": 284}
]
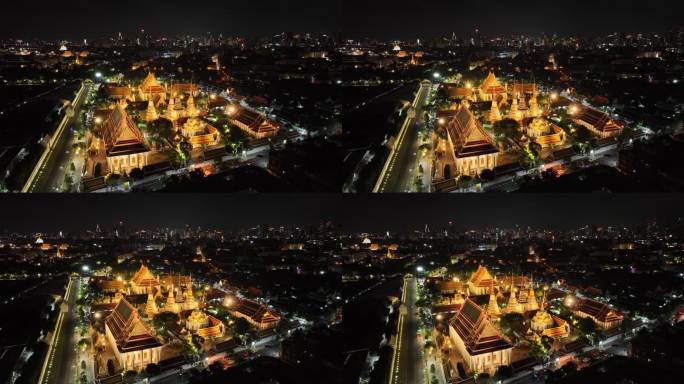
[
  {"xmin": 91, "ymin": 102, "xmax": 150, "ymax": 175},
  {"xmin": 573, "ymin": 107, "xmax": 624, "ymax": 139},
  {"xmin": 433, "ymin": 105, "xmax": 499, "ymax": 180},
  {"xmin": 186, "ymin": 310, "xmax": 224, "ymax": 338},
  {"xmin": 527, "ymin": 117, "xmax": 565, "ymax": 148},
  {"xmin": 572, "ymin": 298, "xmax": 624, "ymax": 330},
  {"xmin": 227, "ymin": 298, "xmax": 281, "ymax": 330},
  {"xmin": 104, "ymin": 298, "xmax": 162, "ymax": 372},
  {"xmin": 448, "ymin": 299, "xmax": 513, "ymax": 374},
  {"xmin": 529, "ymin": 292, "xmax": 570, "ymax": 339},
  {"xmin": 467, "ymin": 265, "xmax": 496, "ymax": 296},
  {"xmin": 225, "ymin": 105, "xmax": 280, "ymax": 139},
  {"xmin": 180, "ymin": 95, "xmax": 221, "ymax": 148}
]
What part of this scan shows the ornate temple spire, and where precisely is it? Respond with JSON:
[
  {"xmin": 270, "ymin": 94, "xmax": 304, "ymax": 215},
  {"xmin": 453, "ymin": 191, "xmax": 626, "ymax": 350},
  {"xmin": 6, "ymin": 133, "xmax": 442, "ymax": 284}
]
[
  {"xmin": 525, "ymin": 280, "xmax": 539, "ymax": 312},
  {"xmin": 186, "ymin": 93, "xmax": 200, "ymax": 118},
  {"xmin": 145, "ymin": 95, "xmax": 158, "ymax": 122},
  {"xmin": 529, "ymin": 84, "xmax": 541, "ymax": 118},
  {"xmin": 489, "ymin": 99, "xmax": 502, "ymax": 124},
  {"xmin": 166, "ymin": 96, "xmax": 179, "ymax": 121},
  {"xmin": 487, "ymin": 280, "xmax": 501, "ymax": 317},
  {"xmin": 505, "ymin": 280, "xmax": 522, "ymax": 314},
  {"xmin": 146, "ymin": 292, "xmax": 158, "ymax": 317},
  {"xmin": 508, "ymin": 93, "xmax": 523, "ymax": 121}
]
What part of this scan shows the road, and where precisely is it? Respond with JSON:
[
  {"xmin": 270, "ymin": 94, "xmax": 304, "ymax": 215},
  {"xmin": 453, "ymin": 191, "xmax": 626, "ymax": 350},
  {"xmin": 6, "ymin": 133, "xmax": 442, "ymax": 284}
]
[
  {"xmin": 39, "ymin": 275, "xmax": 80, "ymax": 384},
  {"xmin": 375, "ymin": 82, "xmax": 431, "ymax": 193},
  {"xmin": 27, "ymin": 83, "xmax": 90, "ymax": 192},
  {"xmin": 389, "ymin": 277, "xmax": 424, "ymax": 384}
]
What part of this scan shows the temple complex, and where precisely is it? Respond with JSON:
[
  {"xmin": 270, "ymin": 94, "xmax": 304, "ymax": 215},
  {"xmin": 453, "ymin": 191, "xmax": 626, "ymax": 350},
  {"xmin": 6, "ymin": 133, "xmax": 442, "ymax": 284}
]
[{"xmin": 104, "ymin": 298, "xmax": 163, "ymax": 372}]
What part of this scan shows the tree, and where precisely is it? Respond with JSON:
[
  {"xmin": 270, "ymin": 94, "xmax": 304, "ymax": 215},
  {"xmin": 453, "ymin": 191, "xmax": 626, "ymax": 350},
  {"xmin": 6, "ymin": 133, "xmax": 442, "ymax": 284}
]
[
  {"xmin": 495, "ymin": 365, "xmax": 514, "ymax": 380},
  {"xmin": 577, "ymin": 317, "xmax": 596, "ymax": 335},
  {"xmin": 480, "ymin": 169, "xmax": 496, "ymax": 182},
  {"xmin": 234, "ymin": 317, "xmax": 252, "ymax": 336},
  {"xmin": 123, "ymin": 370, "xmax": 137, "ymax": 384},
  {"xmin": 493, "ymin": 118, "xmax": 522, "ymax": 143},
  {"xmin": 129, "ymin": 168, "xmax": 144, "ymax": 180},
  {"xmin": 78, "ymin": 338, "xmax": 89, "ymax": 352},
  {"xmin": 146, "ymin": 119, "xmax": 174, "ymax": 148},
  {"xmin": 153, "ymin": 312, "xmax": 180, "ymax": 334},
  {"xmin": 499, "ymin": 313, "xmax": 526, "ymax": 339},
  {"xmin": 145, "ymin": 363, "xmax": 161, "ymax": 376}
]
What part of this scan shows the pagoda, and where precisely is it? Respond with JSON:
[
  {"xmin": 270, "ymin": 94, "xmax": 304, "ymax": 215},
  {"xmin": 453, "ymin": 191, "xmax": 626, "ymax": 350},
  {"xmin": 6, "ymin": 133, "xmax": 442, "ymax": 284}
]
[
  {"xmin": 528, "ymin": 91, "xmax": 541, "ymax": 118},
  {"xmin": 165, "ymin": 96, "xmax": 179, "ymax": 122},
  {"xmin": 524, "ymin": 285, "xmax": 539, "ymax": 312},
  {"xmin": 165, "ymin": 286, "xmax": 181, "ymax": 314},
  {"xmin": 503, "ymin": 283, "xmax": 523, "ymax": 314},
  {"xmin": 486, "ymin": 281, "xmax": 501, "ymax": 318},
  {"xmin": 185, "ymin": 93, "xmax": 200, "ymax": 118},
  {"xmin": 489, "ymin": 99, "xmax": 502, "ymax": 124},
  {"xmin": 508, "ymin": 94, "xmax": 523, "ymax": 122},
  {"xmin": 144, "ymin": 97, "xmax": 158, "ymax": 122},
  {"xmin": 145, "ymin": 292, "xmax": 158, "ymax": 317}
]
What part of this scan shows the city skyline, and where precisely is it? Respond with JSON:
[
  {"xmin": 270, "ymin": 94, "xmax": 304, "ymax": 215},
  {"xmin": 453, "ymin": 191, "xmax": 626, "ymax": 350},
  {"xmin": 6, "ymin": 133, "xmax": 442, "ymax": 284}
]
[
  {"xmin": 1, "ymin": 0, "xmax": 683, "ymax": 40},
  {"xmin": 3, "ymin": 194, "xmax": 684, "ymax": 233}
]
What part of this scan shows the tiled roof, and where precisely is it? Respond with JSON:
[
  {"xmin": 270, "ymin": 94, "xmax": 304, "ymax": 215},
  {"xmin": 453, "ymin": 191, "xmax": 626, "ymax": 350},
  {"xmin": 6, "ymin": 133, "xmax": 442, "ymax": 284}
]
[{"xmin": 449, "ymin": 299, "xmax": 512, "ymax": 356}]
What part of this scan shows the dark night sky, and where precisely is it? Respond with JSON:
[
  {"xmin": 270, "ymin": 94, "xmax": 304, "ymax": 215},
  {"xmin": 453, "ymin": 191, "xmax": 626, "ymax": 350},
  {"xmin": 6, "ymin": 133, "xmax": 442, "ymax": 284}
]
[
  {"xmin": 2, "ymin": 194, "xmax": 683, "ymax": 233},
  {"xmin": 1, "ymin": 1, "xmax": 681, "ymax": 40}
]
